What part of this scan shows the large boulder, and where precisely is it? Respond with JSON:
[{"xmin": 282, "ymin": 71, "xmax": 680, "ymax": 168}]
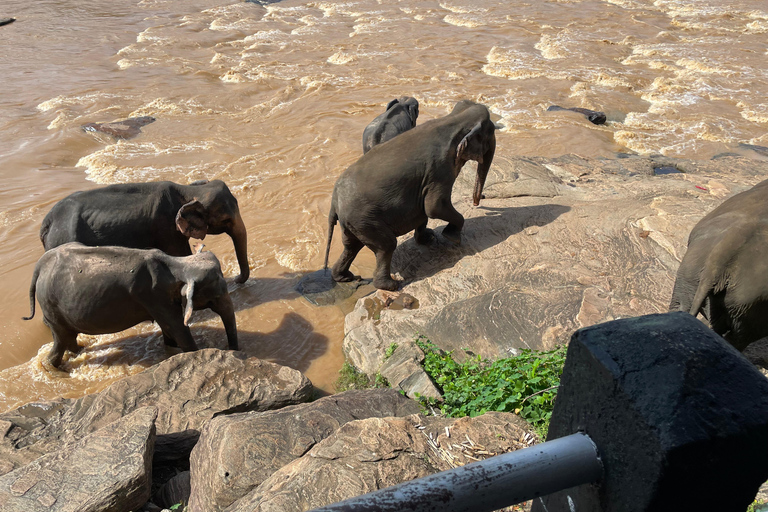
[
  {"xmin": 224, "ymin": 411, "xmax": 535, "ymax": 512},
  {"xmin": 0, "ymin": 349, "xmax": 313, "ymax": 474},
  {"xmin": 189, "ymin": 388, "xmax": 420, "ymax": 512},
  {"xmin": 0, "ymin": 406, "xmax": 156, "ymax": 512},
  {"xmin": 343, "ymin": 153, "xmax": 768, "ymax": 375}
]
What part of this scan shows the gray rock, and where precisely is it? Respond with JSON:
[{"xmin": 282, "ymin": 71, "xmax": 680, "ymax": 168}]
[
  {"xmin": 378, "ymin": 342, "xmax": 441, "ymax": 400},
  {"xmin": 0, "ymin": 406, "xmax": 156, "ymax": 512},
  {"xmin": 0, "ymin": 349, "xmax": 313, "ymax": 474},
  {"xmin": 154, "ymin": 470, "xmax": 190, "ymax": 509},
  {"xmin": 189, "ymin": 388, "xmax": 420, "ymax": 512},
  {"xmin": 82, "ymin": 115, "xmax": 156, "ymax": 139},
  {"xmin": 343, "ymin": 153, "xmax": 768, "ymax": 378},
  {"xmin": 224, "ymin": 412, "xmax": 534, "ymax": 512},
  {"xmin": 295, "ymin": 269, "xmax": 370, "ymax": 306}
]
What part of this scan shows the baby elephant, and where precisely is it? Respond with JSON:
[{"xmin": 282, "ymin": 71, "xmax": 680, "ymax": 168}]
[
  {"xmin": 362, "ymin": 96, "xmax": 419, "ymax": 153},
  {"xmin": 23, "ymin": 243, "xmax": 238, "ymax": 369},
  {"xmin": 669, "ymin": 178, "xmax": 768, "ymax": 350}
]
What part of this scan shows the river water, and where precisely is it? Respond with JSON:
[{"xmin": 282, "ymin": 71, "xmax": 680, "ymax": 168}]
[{"xmin": 0, "ymin": 0, "xmax": 766, "ymax": 412}]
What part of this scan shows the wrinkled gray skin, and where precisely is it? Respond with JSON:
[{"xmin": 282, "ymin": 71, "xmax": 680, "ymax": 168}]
[
  {"xmin": 362, "ymin": 96, "xmax": 419, "ymax": 153},
  {"xmin": 325, "ymin": 100, "xmax": 496, "ymax": 291},
  {"xmin": 669, "ymin": 178, "xmax": 768, "ymax": 350},
  {"xmin": 23, "ymin": 243, "xmax": 238, "ymax": 369},
  {"xmin": 40, "ymin": 179, "xmax": 249, "ymax": 284}
]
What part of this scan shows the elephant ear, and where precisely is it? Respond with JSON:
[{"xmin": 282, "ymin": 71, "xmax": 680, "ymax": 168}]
[
  {"xmin": 456, "ymin": 121, "xmax": 484, "ymax": 166},
  {"xmin": 176, "ymin": 199, "xmax": 209, "ymax": 240},
  {"xmin": 385, "ymin": 98, "xmax": 399, "ymax": 111},
  {"xmin": 407, "ymin": 101, "xmax": 419, "ymax": 125}
]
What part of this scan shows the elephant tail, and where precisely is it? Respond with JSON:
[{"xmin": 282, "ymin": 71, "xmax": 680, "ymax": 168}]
[
  {"xmin": 323, "ymin": 205, "xmax": 338, "ymax": 272},
  {"xmin": 22, "ymin": 262, "xmax": 41, "ymax": 321}
]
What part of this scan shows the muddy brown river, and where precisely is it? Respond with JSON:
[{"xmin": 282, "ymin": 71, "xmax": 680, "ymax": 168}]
[{"xmin": 1, "ymin": 0, "xmax": 767, "ymax": 412}]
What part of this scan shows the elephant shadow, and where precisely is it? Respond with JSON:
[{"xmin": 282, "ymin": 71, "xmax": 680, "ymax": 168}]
[
  {"xmin": 393, "ymin": 203, "xmax": 570, "ymax": 285},
  {"xmin": 53, "ymin": 312, "xmax": 328, "ymax": 377},
  {"xmin": 191, "ymin": 311, "xmax": 329, "ymax": 374}
]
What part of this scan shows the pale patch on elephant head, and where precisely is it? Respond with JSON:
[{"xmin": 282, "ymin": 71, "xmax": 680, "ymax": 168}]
[{"xmin": 176, "ymin": 199, "xmax": 209, "ymax": 240}]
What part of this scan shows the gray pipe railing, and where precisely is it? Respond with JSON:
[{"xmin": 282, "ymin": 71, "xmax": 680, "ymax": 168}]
[{"xmin": 308, "ymin": 432, "xmax": 603, "ymax": 512}]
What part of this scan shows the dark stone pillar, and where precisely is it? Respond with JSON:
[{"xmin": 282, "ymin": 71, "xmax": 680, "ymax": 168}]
[{"xmin": 533, "ymin": 312, "xmax": 768, "ymax": 512}]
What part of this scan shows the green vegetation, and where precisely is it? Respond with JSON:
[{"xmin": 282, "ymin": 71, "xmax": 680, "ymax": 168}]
[
  {"xmin": 747, "ymin": 498, "xmax": 768, "ymax": 512},
  {"xmin": 414, "ymin": 336, "xmax": 567, "ymax": 438},
  {"xmin": 385, "ymin": 342, "xmax": 399, "ymax": 359},
  {"xmin": 335, "ymin": 362, "xmax": 389, "ymax": 392}
]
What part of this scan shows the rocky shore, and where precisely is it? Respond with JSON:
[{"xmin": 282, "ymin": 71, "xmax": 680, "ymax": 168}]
[{"xmin": 2, "ymin": 152, "xmax": 768, "ymax": 511}]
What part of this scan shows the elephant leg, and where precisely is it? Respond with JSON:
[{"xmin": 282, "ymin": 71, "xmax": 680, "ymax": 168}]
[
  {"xmin": 47, "ymin": 324, "xmax": 78, "ymax": 369},
  {"xmin": 162, "ymin": 331, "xmax": 179, "ymax": 348},
  {"xmin": 414, "ymin": 220, "xmax": 435, "ymax": 245},
  {"xmin": 366, "ymin": 233, "xmax": 399, "ymax": 291},
  {"xmin": 331, "ymin": 226, "xmax": 364, "ymax": 282},
  {"xmin": 425, "ymin": 193, "xmax": 464, "ymax": 244},
  {"xmin": 153, "ymin": 308, "xmax": 198, "ymax": 352}
]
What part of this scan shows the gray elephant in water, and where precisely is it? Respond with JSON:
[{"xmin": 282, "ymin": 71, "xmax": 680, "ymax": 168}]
[
  {"xmin": 40, "ymin": 179, "xmax": 250, "ymax": 283},
  {"xmin": 325, "ymin": 100, "xmax": 496, "ymax": 291},
  {"xmin": 23, "ymin": 242, "xmax": 237, "ymax": 369},
  {"xmin": 362, "ymin": 96, "xmax": 419, "ymax": 153},
  {"xmin": 669, "ymin": 178, "xmax": 768, "ymax": 350}
]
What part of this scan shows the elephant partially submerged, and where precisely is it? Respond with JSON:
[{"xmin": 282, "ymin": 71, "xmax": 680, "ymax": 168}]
[
  {"xmin": 669, "ymin": 178, "xmax": 768, "ymax": 350},
  {"xmin": 362, "ymin": 96, "xmax": 419, "ymax": 153},
  {"xmin": 40, "ymin": 180, "xmax": 250, "ymax": 283},
  {"xmin": 325, "ymin": 100, "xmax": 496, "ymax": 291},
  {"xmin": 23, "ymin": 243, "xmax": 238, "ymax": 369}
]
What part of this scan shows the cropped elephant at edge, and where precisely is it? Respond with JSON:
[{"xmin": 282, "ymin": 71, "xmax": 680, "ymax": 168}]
[
  {"xmin": 669, "ymin": 178, "xmax": 768, "ymax": 351},
  {"xmin": 362, "ymin": 96, "xmax": 419, "ymax": 154},
  {"xmin": 325, "ymin": 99, "xmax": 496, "ymax": 291},
  {"xmin": 40, "ymin": 179, "xmax": 250, "ymax": 283},
  {"xmin": 23, "ymin": 242, "xmax": 238, "ymax": 369}
]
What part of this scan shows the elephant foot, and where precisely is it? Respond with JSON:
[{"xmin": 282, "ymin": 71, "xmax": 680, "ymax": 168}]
[
  {"xmin": 332, "ymin": 269, "xmax": 361, "ymax": 283},
  {"xmin": 441, "ymin": 227, "xmax": 462, "ymax": 245},
  {"xmin": 373, "ymin": 275, "xmax": 400, "ymax": 291},
  {"xmin": 415, "ymin": 228, "xmax": 436, "ymax": 245}
]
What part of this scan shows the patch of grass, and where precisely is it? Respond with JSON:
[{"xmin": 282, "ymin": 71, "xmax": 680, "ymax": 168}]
[
  {"xmin": 385, "ymin": 342, "xmax": 399, "ymax": 359},
  {"xmin": 414, "ymin": 336, "xmax": 566, "ymax": 432},
  {"xmin": 335, "ymin": 362, "xmax": 389, "ymax": 392}
]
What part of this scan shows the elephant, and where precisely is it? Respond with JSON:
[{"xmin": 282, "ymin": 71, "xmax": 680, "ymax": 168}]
[
  {"xmin": 669, "ymin": 178, "xmax": 768, "ymax": 350},
  {"xmin": 23, "ymin": 242, "xmax": 238, "ymax": 369},
  {"xmin": 362, "ymin": 96, "xmax": 419, "ymax": 153},
  {"xmin": 324, "ymin": 99, "xmax": 496, "ymax": 291},
  {"xmin": 40, "ymin": 179, "xmax": 249, "ymax": 283}
]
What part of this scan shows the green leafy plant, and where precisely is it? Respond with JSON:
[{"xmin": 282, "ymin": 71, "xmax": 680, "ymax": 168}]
[
  {"xmin": 169, "ymin": 503, "xmax": 184, "ymax": 512},
  {"xmin": 335, "ymin": 362, "xmax": 389, "ymax": 392},
  {"xmin": 414, "ymin": 336, "xmax": 566, "ymax": 431},
  {"xmin": 385, "ymin": 342, "xmax": 399, "ymax": 359}
]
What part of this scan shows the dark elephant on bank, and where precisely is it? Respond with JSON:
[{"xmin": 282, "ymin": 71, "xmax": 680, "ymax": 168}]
[
  {"xmin": 325, "ymin": 100, "xmax": 496, "ymax": 291},
  {"xmin": 669, "ymin": 178, "xmax": 768, "ymax": 350},
  {"xmin": 40, "ymin": 179, "xmax": 250, "ymax": 283},
  {"xmin": 24, "ymin": 243, "xmax": 237, "ymax": 369},
  {"xmin": 362, "ymin": 96, "xmax": 419, "ymax": 153}
]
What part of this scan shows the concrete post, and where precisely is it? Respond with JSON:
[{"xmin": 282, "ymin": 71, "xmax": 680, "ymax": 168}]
[{"xmin": 532, "ymin": 312, "xmax": 768, "ymax": 512}]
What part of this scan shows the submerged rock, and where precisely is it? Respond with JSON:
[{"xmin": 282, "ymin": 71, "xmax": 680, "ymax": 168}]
[
  {"xmin": 547, "ymin": 105, "xmax": 607, "ymax": 124},
  {"xmin": 82, "ymin": 115, "xmax": 156, "ymax": 139},
  {"xmin": 296, "ymin": 269, "xmax": 370, "ymax": 306}
]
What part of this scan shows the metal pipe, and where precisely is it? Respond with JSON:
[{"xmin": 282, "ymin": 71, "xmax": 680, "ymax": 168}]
[{"xmin": 308, "ymin": 432, "xmax": 602, "ymax": 512}]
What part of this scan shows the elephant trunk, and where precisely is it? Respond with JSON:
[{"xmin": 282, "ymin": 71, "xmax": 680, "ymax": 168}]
[
  {"xmin": 473, "ymin": 138, "xmax": 496, "ymax": 206},
  {"xmin": 229, "ymin": 213, "xmax": 250, "ymax": 284},
  {"xmin": 212, "ymin": 295, "xmax": 238, "ymax": 350}
]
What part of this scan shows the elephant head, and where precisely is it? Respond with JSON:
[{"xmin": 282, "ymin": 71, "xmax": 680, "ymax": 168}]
[
  {"xmin": 388, "ymin": 96, "xmax": 419, "ymax": 126},
  {"xmin": 451, "ymin": 100, "xmax": 497, "ymax": 206},
  {"xmin": 181, "ymin": 250, "xmax": 238, "ymax": 350},
  {"xmin": 175, "ymin": 180, "xmax": 250, "ymax": 284}
]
